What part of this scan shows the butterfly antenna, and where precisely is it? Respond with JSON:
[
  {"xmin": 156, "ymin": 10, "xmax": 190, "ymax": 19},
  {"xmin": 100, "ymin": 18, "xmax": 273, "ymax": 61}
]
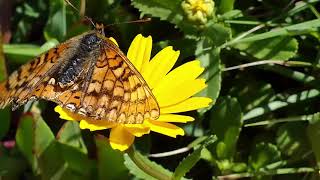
[
  {"xmin": 64, "ymin": 0, "xmax": 96, "ymax": 28},
  {"xmin": 104, "ymin": 18, "xmax": 152, "ymax": 28}
]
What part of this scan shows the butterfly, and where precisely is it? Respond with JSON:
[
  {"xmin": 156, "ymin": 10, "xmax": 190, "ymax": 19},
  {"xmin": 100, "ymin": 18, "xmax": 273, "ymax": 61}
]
[{"xmin": 0, "ymin": 24, "xmax": 160, "ymax": 124}]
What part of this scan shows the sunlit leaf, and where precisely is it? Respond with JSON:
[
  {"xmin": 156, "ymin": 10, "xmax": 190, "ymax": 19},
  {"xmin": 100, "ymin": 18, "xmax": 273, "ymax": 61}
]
[
  {"xmin": 218, "ymin": 0, "xmax": 236, "ymax": 13},
  {"xmin": 196, "ymin": 39, "xmax": 222, "ymax": 110},
  {"xmin": 228, "ymin": 19, "xmax": 320, "ymax": 45},
  {"xmin": 44, "ymin": 0, "xmax": 67, "ymax": 41},
  {"xmin": 234, "ymin": 36, "xmax": 298, "ymax": 60},
  {"xmin": 209, "ymin": 96, "xmax": 243, "ymax": 160},
  {"xmin": 57, "ymin": 121, "xmax": 87, "ymax": 154}
]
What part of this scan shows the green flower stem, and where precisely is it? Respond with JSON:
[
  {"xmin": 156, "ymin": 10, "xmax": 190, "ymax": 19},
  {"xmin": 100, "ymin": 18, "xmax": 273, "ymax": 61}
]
[
  {"xmin": 244, "ymin": 114, "xmax": 316, "ymax": 127},
  {"xmin": 126, "ymin": 147, "xmax": 171, "ymax": 180},
  {"xmin": 224, "ymin": 20, "xmax": 282, "ymax": 27},
  {"xmin": 216, "ymin": 167, "xmax": 317, "ymax": 179},
  {"xmin": 223, "ymin": 60, "xmax": 320, "ymax": 88},
  {"xmin": 148, "ymin": 147, "xmax": 191, "ymax": 158},
  {"xmin": 222, "ymin": 60, "xmax": 317, "ymax": 72}
]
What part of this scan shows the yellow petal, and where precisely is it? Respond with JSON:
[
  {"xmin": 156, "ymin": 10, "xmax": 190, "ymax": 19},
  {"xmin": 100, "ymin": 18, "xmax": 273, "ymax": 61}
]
[
  {"xmin": 142, "ymin": 47, "xmax": 180, "ymax": 89},
  {"xmin": 109, "ymin": 126, "xmax": 135, "ymax": 151},
  {"xmin": 124, "ymin": 124, "xmax": 150, "ymax": 137},
  {"xmin": 154, "ymin": 60, "xmax": 204, "ymax": 90},
  {"xmin": 127, "ymin": 34, "xmax": 152, "ymax": 72},
  {"xmin": 79, "ymin": 120, "xmax": 117, "ymax": 131},
  {"xmin": 145, "ymin": 120, "xmax": 185, "ymax": 138},
  {"xmin": 161, "ymin": 97, "xmax": 212, "ymax": 114},
  {"xmin": 127, "ymin": 34, "xmax": 142, "ymax": 65},
  {"xmin": 154, "ymin": 79, "xmax": 207, "ymax": 107},
  {"xmin": 157, "ymin": 114, "xmax": 194, "ymax": 123},
  {"xmin": 54, "ymin": 106, "xmax": 78, "ymax": 121},
  {"xmin": 108, "ymin": 37, "xmax": 119, "ymax": 47}
]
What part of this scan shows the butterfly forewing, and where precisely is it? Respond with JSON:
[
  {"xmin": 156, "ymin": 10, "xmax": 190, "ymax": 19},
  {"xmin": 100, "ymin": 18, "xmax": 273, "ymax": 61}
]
[
  {"xmin": 0, "ymin": 41, "xmax": 75, "ymax": 109},
  {"xmin": 0, "ymin": 30, "xmax": 160, "ymax": 124}
]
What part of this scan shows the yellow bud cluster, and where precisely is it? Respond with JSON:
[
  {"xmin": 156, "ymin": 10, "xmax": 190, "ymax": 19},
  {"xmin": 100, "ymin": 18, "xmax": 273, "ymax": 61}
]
[{"xmin": 181, "ymin": 0, "xmax": 215, "ymax": 24}]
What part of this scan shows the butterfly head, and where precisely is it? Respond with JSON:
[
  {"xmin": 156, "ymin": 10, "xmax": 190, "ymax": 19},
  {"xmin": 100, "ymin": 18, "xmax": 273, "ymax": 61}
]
[
  {"xmin": 95, "ymin": 23, "xmax": 105, "ymax": 36},
  {"xmin": 81, "ymin": 33, "xmax": 102, "ymax": 52}
]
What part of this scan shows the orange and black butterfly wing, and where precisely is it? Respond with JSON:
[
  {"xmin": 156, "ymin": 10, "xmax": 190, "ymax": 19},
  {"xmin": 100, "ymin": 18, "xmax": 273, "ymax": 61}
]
[
  {"xmin": 82, "ymin": 39, "xmax": 160, "ymax": 123},
  {"xmin": 0, "ymin": 31, "xmax": 159, "ymax": 124},
  {"xmin": 47, "ymin": 38, "xmax": 160, "ymax": 124},
  {"xmin": 0, "ymin": 42, "xmax": 74, "ymax": 109}
]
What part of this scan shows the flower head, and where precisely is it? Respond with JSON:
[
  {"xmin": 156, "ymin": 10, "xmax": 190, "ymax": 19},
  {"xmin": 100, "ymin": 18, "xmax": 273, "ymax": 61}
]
[
  {"xmin": 181, "ymin": 0, "xmax": 215, "ymax": 24},
  {"xmin": 55, "ymin": 34, "xmax": 212, "ymax": 151}
]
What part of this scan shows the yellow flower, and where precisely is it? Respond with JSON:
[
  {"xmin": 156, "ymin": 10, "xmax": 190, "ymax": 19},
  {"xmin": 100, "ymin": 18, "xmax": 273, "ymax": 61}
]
[
  {"xmin": 55, "ymin": 34, "xmax": 212, "ymax": 151},
  {"xmin": 181, "ymin": 0, "xmax": 215, "ymax": 24}
]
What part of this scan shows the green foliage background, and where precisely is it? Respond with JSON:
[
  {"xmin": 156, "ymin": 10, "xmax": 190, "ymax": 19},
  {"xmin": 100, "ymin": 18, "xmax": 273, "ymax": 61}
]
[{"xmin": 0, "ymin": 0, "xmax": 320, "ymax": 179}]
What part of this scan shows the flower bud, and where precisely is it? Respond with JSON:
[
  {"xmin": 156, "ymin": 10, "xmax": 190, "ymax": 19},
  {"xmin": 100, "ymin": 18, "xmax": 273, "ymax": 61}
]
[{"xmin": 181, "ymin": 0, "xmax": 215, "ymax": 24}]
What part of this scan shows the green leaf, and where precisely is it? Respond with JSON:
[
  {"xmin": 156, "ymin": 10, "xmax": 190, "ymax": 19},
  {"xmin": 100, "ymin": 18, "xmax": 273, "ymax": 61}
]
[
  {"xmin": 249, "ymin": 143, "xmax": 281, "ymax": 171},
  {"xmin": 124, "ymin": 149, "xmax": 173, "ymax": 180},
  {"xmin": 34, "ymin": 115, "xmax": 55, "ymax": 157},
  {"xmin": 44, "ymin": 0, "xmax": 67, "ymax": 41},
  {"xmin": 95, "ymin": 136, "xmax": 128, "ymax": 180},
  {"xmin": 131, "ymin": 0, "xmax": 182, "ymax": 22},
  {"xmin": 16, "ymin": 113, "xmax": 55, "ymax": 172},
  {"xmin": 209, "ymin": 96, "xmax": 243, "ymax": 160},
  {"xmin": 276, "ymin": 122, "xmax": 310, "ymax": 158},
  {"xmin": 40, "ymin": 39, "xmax": 60, "ymax": 51},
  {"xmin": 229, "ymin": 74, "xmax": 275, "ymax": 112},
  {"xmin": 234, "ymin": 36, "xmax": 298, "ymax": 60},
  {"xmin": 227, "ymin": 19, "xmax": 320, "ymax": 45},
  {"xmin": 3, "ymin": 39, "xmax": 58, "ymax": 64},
  {"xmin": 231, "ymin": 162, "xmax": 247, "ymax": 173},
  {"xmin": 202, "ymin": 23, "xmax": 231, "ymax": 46},
  {"xmin": 3, "ymin": 44, "xmax": 42, "ymax": 63},
  {"xmin": 307, "ymin": 114, "xmax": 320, "ymax": 167},
  {"xmin": 15, "ymin": 114, "xmax": 38, "ymax": 171},
  {"xmin": 12, "ymin": 1, "xmax": 47, "ymax": 43},
  {"xmin": 218, "ymin": 9, "xmax": 243, "ymax": 21},
  {"xmin": 0, "ymin": 156, "xmax": 28, "ymax": 178},
  {"xmin": 38, "ymin": 141, "xmax": 93, "ymax": 180},
  {"xmin": 57, "ymin": 121, "xmax": 87, "ymax": 154},
  {"xmin": 131, "ymin": 0, "xmax": 197, "ymax": 34},
  {"xmin": 218, "ymin": 0, "xmax": 236, "ymax": 13},
  {"xmin": 233, "ymin": 36, "xmax": 298, "ymax": 60},
  {"xmin": 243, "ymin": 89, "xmax": 320, "ymax": 121},
  {"xmin": 172, "ymin": 135, "xmax": 217, "ymax": 180},
  {"xmin": 196, "ymin": 39, "xmax": 222, "ymax": 108}
]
